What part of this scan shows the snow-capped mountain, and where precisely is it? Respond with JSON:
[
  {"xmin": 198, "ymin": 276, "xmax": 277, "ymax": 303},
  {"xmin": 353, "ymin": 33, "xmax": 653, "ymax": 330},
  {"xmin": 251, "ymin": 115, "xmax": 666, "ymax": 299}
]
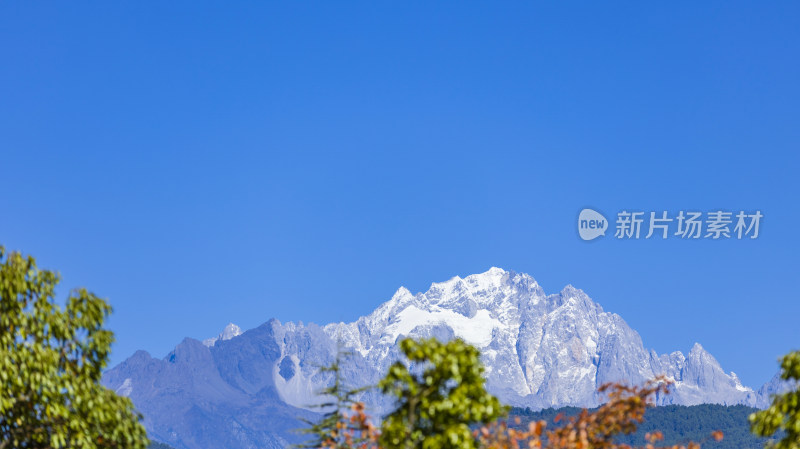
[
  {"xmin": 103, "ymin": 268, "xmax": 772, "ymax": 449},
  {"xmin": 202, "ymin": 322, "xmax": 242, "ymax": 347},
  {"xmin": 280, "ymin": 267, "xmax": 759, "ymax": 410}
]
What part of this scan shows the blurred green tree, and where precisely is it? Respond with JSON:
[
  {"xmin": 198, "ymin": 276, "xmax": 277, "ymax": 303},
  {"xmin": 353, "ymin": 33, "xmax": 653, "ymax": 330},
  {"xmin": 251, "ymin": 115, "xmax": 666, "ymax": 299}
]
[
  {"xmin": 0, "ymin": 246, "xmax": 149, "ymax": 449},
  {"xmin": 378, "ymin": 338, "xmax": 506, "ymax": 449},
  {"xmin": 750, "ymin": 351, "xmax": 800, "ymax": 449}
]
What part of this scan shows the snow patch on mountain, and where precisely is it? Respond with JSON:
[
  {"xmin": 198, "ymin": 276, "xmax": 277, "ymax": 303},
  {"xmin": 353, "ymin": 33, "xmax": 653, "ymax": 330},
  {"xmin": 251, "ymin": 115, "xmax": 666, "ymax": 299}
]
[
  {"xmin": 386, "ymin": 306, "xmax": 503, "ymax": 347},
  {"xmin": 115, "ymin": 378, "xmax": 133, "ymax": 397}
]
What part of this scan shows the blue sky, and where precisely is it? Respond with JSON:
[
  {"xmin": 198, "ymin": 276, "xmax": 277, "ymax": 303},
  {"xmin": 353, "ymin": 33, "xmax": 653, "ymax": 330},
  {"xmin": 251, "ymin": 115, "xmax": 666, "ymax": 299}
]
[{"xmin": 1, "ymin": 2, "xmax": 798, "ymax": 387}]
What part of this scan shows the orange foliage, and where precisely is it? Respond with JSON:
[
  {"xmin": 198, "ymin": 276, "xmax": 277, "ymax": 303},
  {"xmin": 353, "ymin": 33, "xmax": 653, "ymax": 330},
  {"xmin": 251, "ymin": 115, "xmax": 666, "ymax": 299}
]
[
  {"xmin": 475, "ymin": 376, "xmax": 722, "ymax": 449},
  {"xmin": 319, "ymin": 402, "xmax": 381, "ymax": 449},
  {"xmin": 321, "ymin": 377, "xmax": 724, "ymax": 449}
]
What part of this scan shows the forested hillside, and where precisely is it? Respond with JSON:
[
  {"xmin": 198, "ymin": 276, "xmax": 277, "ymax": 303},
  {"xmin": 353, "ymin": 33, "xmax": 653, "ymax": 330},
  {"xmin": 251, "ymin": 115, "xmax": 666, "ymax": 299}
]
[{"xmin": 511, "ymin": 404, "xmax": 769, "ymax": 449}]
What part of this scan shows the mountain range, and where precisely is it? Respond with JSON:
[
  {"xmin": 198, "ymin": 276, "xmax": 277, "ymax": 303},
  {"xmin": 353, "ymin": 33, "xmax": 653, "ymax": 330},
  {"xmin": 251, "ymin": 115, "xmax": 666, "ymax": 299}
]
[{"xmin": 102, "ymin": 268, "xmax": 783, "ymax": 449}]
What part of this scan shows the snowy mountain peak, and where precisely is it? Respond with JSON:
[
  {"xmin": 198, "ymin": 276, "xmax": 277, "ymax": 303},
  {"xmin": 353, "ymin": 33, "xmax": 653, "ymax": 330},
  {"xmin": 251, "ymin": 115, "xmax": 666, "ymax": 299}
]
[
  {"xmin": 314, "ymin": 270, "xmax": 760, "ymax": 410},
  {"xmin": 558, "ymin": 284, "xmax": 584, "ymax": 298},
  {"xmin": 392, "ymin": 286, "xmax": 412, "ymax": 300},
  {"xmin": 221, "ymin": 323, "xmax": 242, "ymax": 339},
  {"xmin": 202, "ymin": 322, "xmax": 242, "ymax": 347},
  {"xmin": 463, "ymin": 266, "xmax": 508, "ymax": 287},
  {"xmin": 690, "ymin": 342, "xmax": 706, "ymax": 353},
  {"xmin": 426, "ymin": 267, "xmax": 508, "ymax": 296}
]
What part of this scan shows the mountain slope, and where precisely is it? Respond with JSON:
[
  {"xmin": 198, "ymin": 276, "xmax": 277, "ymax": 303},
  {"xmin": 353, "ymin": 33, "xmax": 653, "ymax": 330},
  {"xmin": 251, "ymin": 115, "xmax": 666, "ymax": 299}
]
[
  {"xmin": 103, "ymin": 268, "xmax": 770, "ymax": 449},
  {"xmin": 103, "ymin": 323, "xmax": 318, "ymax": 449}
]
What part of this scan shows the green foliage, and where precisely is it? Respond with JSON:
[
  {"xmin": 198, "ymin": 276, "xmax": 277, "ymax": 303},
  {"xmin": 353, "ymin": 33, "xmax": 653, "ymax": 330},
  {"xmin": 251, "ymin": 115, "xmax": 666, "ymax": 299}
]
[
  {"xmin": 296, "ymin": 347, "xmax": 372, "ymax": 449},
  {"xmin": 750, "ymin": 351, "xmax": 800, "ymax": 449},
  {"xmin": 0, "ymin": 247, "xmax": 149, "ymax": 449},
  {"xmin": 378, "ymin": 338, "xmax": 507, "ymax": 449},
  {"xmin": 513, "ymin": 403, "xmax": 767, "ymax": 449}
]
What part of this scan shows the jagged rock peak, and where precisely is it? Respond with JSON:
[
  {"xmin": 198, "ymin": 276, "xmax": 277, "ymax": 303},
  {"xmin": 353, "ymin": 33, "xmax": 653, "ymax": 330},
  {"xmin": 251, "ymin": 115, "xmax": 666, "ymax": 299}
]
[{"xmin": 202, "ymin": 322, "xmax": 243, "ymax": 347}]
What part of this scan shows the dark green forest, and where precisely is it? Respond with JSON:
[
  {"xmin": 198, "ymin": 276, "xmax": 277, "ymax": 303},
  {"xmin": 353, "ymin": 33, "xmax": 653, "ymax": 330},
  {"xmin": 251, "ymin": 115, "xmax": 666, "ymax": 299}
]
[{"xmin": 510, "ymin": 404, "xmax": 769, "ymax": 449}]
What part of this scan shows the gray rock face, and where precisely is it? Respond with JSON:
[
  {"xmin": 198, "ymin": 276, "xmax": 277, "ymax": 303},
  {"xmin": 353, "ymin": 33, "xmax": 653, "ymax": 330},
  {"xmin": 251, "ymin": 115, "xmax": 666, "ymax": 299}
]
[
  {"xmin": 103, "ymin": 322, "xmax": 318, "ymax": 449},
  {"xmin": 103, "ymin": 268, "xmax": 773, "ymax": 449}
]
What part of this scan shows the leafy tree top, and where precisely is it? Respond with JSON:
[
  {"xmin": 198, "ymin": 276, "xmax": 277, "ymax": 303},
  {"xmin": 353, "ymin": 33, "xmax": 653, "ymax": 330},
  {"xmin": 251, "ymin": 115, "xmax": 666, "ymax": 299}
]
[
  {"xmin": 379, "ymin": 337, "xmax": 507, "ymax": 449},
  {"xmin": 0, "ymin": 246, "xmax": 149, "ymax": 449},
  {"xmin": 750, "ymin": 351, "xmax": 800, "ymax": 449}
]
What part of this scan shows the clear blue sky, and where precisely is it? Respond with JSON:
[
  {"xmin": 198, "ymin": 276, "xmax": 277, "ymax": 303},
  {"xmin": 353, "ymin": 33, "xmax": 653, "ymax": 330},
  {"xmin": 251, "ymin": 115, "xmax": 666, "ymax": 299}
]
[{"xmin": 1, "ymin": 2, "xmax": 798, "ymax": 388}]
